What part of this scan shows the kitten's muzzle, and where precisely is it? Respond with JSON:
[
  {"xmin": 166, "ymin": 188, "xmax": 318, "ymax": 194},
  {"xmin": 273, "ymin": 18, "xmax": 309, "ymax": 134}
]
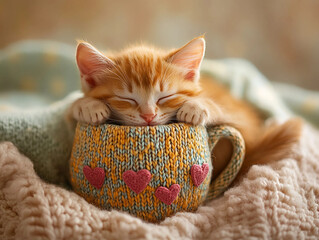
[{"xmin": 140, "ymin": 113, "xmax": 157, "ymax": 124}]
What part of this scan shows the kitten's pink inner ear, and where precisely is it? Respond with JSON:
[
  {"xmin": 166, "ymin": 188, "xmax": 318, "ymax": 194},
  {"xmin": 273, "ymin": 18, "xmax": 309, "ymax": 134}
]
[
  {"xmin": 76, "ymin": 42, "xmax": 114, "ymax": 76},
  {"xmin": 169, "ymin": 37, "xmax": 205, "ymax": 82},
  {"xmin": 76, "ymin": 42, "xmax": 115, "ymax": 91}
]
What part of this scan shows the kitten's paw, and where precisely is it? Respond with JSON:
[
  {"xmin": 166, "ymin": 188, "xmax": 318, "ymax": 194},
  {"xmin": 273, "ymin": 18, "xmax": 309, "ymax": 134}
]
[
  {"xmin": 72, "ymin": 97, "xmax": 110, "ymax": 125},
  {"xmin": 177, "ymin": 100, "xmax": 209, "ymax": 126}
]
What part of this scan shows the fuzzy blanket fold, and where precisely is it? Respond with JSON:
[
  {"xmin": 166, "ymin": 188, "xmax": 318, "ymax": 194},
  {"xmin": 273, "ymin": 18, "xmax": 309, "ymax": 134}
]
[{"xmin": 1, "ymin": 124, "xmax": 318, "ymax": 240}]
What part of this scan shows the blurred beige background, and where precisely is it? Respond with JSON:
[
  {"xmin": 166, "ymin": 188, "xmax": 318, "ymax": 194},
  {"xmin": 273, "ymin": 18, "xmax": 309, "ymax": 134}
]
[{"xmin": 1, "ymin": 0, "xmax": 318, "ymax": 90}]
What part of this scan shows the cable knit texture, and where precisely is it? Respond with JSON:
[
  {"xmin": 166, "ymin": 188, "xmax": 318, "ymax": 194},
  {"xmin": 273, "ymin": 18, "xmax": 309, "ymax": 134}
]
[
  {"xmin": 0, "ymin": 124, "xmax": 318, "ymax": 239},
  {"xmin": 0, "ymin": 92, "xmax": 81, "ymax": 187}
]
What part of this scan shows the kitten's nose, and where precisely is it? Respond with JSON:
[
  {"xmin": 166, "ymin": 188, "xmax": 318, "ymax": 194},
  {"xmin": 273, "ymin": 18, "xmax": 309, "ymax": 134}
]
[{"xmin": 140, "ymin": 113, "xmax": 156, "ymax": 123}]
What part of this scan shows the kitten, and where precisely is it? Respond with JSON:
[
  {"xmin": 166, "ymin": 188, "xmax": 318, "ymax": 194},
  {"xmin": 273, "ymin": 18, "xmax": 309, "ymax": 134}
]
[{"xmin": 70, "ymin": 37, "xmax": 302, "ymax": 180}]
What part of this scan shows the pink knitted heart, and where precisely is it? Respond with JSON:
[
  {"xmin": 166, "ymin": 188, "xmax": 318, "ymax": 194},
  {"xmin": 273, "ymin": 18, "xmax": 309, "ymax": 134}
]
[
  {"xmin": 83, "ymin": 166, "xmax": 105, "ymax": 189},
  {"xmin": 191, "ymin": 163, "xmax": 209, "ymax": 187},
  {"xmin": 123, "ymin": 169, "xmax": 151, "ymax": 194},
  {"xmin": 155, "ymin": 184, "xmax": 181, "ymax": 205}
]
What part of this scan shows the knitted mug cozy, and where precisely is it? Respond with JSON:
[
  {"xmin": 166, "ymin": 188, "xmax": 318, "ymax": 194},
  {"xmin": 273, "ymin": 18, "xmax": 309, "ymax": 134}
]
[{"xmin": 70, "ymin": 123, "xmax": 245, "ymax": 222}]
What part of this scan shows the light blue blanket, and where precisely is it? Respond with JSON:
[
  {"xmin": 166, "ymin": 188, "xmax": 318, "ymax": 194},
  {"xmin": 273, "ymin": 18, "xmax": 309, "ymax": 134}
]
[
  {"xmin": 0, "ymin": 40, "xmax": 318, "ymax": 186},
  {"xmin": 202, "ymin": 59, "xmax": 319, "ymax": 127}
]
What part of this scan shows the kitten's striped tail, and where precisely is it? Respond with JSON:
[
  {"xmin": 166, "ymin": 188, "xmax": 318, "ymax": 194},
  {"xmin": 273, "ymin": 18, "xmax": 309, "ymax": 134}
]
[{"xmin": 237, "ymin": 118, "xmax": 304, "ymax": 180}]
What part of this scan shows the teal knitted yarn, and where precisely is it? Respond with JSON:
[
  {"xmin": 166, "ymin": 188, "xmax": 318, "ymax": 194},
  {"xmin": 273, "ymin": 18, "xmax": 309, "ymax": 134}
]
[
  {"xmin": 70, "ymin": 123, "xmax": 245, "ymax": 222},
  {"xmin": 0, "ymin": 40, "xmax": 81, "ymax": 187}
]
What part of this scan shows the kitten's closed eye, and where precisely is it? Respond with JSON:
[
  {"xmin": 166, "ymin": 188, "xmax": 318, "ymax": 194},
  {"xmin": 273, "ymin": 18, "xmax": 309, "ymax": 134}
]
[
  {"xmin": 114, "ymin": 96, "xmax": 138, "ymax": 106},
  {"xmin": 157, "ymin": 94, "xmax": 176, "ymax": 105}
]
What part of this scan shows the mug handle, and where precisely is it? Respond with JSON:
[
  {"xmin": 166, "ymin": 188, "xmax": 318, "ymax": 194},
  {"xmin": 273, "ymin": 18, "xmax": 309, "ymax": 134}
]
[{"xmin": 205, "ymin": 125, "xmax": 245, "ymax": 201}]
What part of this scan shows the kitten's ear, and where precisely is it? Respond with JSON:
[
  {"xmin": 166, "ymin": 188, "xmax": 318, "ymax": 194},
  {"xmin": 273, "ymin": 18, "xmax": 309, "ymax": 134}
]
[
  {"xmin": 76, "ymin": 42, "xmax": 115, "ymax": 92},
  {"xmin": 167, "ymin": 36, "xmax": 205, "ymax": 82}
]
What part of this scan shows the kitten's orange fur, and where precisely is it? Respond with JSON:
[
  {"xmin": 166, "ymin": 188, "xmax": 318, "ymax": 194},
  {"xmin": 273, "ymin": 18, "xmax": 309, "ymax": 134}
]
[{"xmin": 70, "ymin": 36, "xmax": 303, "ymax": 181}]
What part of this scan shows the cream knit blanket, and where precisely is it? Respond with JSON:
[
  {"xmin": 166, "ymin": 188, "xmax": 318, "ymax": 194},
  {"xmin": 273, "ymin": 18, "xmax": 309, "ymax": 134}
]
[{"xmin": 1, "ymin": 123, "xmax": 318, "ymax": 240}]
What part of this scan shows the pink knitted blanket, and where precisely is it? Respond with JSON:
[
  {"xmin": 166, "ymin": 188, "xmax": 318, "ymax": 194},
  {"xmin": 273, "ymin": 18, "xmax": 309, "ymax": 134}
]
[{"xmin": 1, "ymin": 124, "xmax": 318, "ymax": 240}]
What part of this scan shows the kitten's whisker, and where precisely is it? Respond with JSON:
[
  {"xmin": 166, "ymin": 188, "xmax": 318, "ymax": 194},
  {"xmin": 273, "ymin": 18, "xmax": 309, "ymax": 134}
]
[
  {"xmin": 113, "ymin": 68, "xmax": 127, "ymax": 82},
  {"xmin": 104, "ymin": 68, "xmax": 124, "ymax": 82},
  {"xmin": 113, "ymin": 64, "xmax": 131, "ymax": 86},
  {"xmin": 116, "ymin": 65, "xmax": 130, "ymax": 84},
  {"xmin": 161, "ymin": 66, "xmax": 175, "ymax": 85},
  {"xmin": 105, "ymin": 65, "xmax": 130, "ymax": 84},
  {"xmin": 161, "ymin": 65, "xmax": 170, "ymax": 84}
]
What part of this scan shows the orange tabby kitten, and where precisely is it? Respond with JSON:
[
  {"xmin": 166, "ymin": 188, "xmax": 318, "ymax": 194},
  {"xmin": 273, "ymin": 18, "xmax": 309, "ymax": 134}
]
[{"xmin": 70, "ymin": 36, "xmax": 302, "ymax": 180}]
